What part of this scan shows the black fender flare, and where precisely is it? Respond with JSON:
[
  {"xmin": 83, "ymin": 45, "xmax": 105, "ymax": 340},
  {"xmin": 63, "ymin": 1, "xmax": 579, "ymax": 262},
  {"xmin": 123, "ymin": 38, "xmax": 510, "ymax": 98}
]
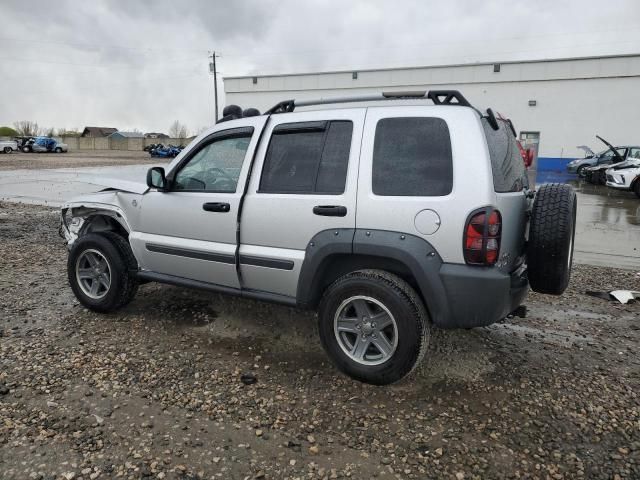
[{"xmin": 296, "ymin": 229, "xmax": 450, "ymax": 326}]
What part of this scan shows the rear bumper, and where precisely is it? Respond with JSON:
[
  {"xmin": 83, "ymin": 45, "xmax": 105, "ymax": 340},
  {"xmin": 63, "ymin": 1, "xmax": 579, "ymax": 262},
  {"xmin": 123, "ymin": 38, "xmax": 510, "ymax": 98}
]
[{"xmin": 434, "ymin": 264, "xmax": 529, "ymax": 329}]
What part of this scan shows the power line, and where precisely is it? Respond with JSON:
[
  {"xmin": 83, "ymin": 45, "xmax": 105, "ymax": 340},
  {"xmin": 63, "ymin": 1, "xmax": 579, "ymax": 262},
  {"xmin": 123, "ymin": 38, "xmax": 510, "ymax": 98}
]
[{"xmin": 0, "ymin": 36, "xmax": 207, "ymax": 55}]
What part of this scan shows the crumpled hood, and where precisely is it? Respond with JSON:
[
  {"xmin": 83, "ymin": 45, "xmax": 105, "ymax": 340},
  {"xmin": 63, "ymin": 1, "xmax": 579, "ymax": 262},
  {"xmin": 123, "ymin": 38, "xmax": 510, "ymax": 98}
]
[
  {"xmin": 63, "ymin": 188, "xmax": 141, "ymax": 206},
  {"xmin": 73, "ymin": 175, "xmax": 149, "ymax": 195}
]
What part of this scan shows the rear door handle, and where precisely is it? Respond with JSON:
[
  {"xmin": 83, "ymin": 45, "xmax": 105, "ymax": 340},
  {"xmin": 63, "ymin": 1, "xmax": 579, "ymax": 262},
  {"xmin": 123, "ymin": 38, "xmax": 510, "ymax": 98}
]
[
  {"xmin": 202, "ymin": 202, "xmax": 231, "ymax": 213},
  {"xmin": 313, "ymin": 205, "xmax": 347, "ymax": 217}
]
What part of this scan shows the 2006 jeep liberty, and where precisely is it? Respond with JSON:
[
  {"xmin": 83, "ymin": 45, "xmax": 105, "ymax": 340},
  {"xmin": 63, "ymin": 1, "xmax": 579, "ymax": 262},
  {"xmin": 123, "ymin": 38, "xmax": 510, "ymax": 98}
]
[{"xmin": 61, "ymin": 90, "xmax": 576, "ymax": 385}]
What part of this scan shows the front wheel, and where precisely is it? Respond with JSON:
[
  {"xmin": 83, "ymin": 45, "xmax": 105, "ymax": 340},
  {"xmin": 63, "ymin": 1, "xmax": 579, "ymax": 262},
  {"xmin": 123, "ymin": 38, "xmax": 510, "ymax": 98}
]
[
  {"xmin": 68, "ymin": 232, "xmax": 139, "ymax": 312},
  {"xmin": 318, "ymin": 270, "xmax": 429, "ymax": 385},
  {"xmin": 3, "ymin": 147, "xmax": 11, "ymax": 154},
  {"xmin": 54, "ymin": 147, "xmax": 62, "ymax": 153},
  {"xmin": 576, "ymin": 165, "xmax": 586, "ymax": 177}
]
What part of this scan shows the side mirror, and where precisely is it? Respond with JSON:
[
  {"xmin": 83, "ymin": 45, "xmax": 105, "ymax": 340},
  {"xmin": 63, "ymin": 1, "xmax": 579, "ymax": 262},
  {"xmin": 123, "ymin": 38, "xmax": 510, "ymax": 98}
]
[{"xmin": 147, "ymin": 167, "xmax": 167, "ymax": 191}]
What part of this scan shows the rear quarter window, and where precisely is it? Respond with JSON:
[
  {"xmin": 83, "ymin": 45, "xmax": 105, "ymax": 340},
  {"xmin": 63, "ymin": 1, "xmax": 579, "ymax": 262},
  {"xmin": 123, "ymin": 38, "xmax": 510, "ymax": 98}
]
[
  {"xmin": 372, "ymin": 117, "xmax": 453, "ymax": 196},
  {"xmin": 483, "ymin": 119, "xmax": 528, "ymax": 193}
]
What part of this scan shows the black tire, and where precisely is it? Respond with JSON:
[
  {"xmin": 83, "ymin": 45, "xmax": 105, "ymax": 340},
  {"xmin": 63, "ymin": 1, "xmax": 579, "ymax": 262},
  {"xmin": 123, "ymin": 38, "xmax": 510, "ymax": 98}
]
[
  {"xmin": 633, "ymin": 180, "xmax": 640, "ymax": 199},
  {"xmin": 55, "ymin": 147, "xmax": 62, "ymax": 153},
  {"xmin": 68, "ymin": 232, "xmax": 139, "ymax": 312},
  {"xmin": 3, "ymin": 147, "xmax": 11, "ymax": 154},
  {"xmin": 318, "ymin": 270, "xmax": 429, "ymax": 385},
  {"xmin": 576, "ymin": 165, "xmax": 586, "ymax": 177},
  {"xmin": 22, "ymin": 146, "xmax": 31, "ymax": 153},
  {"xmin": 527, "ymin": 183, "xmax": 577, "ymax": 295}
]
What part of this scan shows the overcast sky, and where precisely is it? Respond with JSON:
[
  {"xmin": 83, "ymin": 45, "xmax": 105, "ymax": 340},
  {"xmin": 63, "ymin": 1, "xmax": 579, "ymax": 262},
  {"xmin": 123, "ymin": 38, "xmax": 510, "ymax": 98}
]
[{"xmin": 1, "ymin": 0, "xmax": 639, "ymax": 134}]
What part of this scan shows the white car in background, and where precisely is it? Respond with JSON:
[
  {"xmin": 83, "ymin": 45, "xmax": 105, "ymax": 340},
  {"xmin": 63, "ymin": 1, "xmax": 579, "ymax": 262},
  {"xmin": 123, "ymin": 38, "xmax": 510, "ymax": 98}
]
[
  {"xmin": 0, "ymin": 140, "xmax": 18, "ymax": 154},
  {"xmin": 606, "ymin": 158, "xmax": 640, "ymax": 198}
]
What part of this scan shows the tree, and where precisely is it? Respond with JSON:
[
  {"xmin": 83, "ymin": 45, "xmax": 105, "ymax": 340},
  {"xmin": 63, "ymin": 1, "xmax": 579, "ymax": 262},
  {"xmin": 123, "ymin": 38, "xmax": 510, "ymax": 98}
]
[
  {"xmin": 0, "ymin": 126, "xmax": 18, "ymax": 137},
  {"xmin": 168, "ymin": 120, "xmax": 188, "ymax": 139},
  {"xmin": 45, "ymin": 127, "xmax": 56, "ymax": 137},
  {"xmin": 13, "ymin": 120, "xmax": 41, "ymax": 137}
]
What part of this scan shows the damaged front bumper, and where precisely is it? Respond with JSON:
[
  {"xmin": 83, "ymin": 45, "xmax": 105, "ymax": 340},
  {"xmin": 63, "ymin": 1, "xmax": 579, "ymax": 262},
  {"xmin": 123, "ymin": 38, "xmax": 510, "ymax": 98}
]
[{"xmin": 59, "ymin": 207, "xmax": 85, "ymax": 248}]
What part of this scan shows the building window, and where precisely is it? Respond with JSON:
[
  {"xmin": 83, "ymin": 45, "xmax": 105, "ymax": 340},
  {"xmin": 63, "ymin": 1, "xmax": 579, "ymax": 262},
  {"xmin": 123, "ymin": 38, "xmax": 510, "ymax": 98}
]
[
  {"xmin": 528, "ymin": 100, "xmax": 537, "ymax": 107},
  {"xmin": 352, "ymin": 71, "xmax": 358, "ymax": 80},
  {"xmin": 252, "ymin": 77, "xmax": 258, "ymax": 84},
  {"xmin": 493, "ymin": 64, "xmax": 501, "ymax": 73}
]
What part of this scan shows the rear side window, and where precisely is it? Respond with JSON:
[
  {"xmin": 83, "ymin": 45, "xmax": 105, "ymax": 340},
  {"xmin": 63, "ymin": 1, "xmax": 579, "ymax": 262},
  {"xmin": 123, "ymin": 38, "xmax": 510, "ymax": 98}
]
[
  {"xmin": 483, "ymin": 119, "xmax": 528, "ymax": 192},
  {"xmin": 372, "ymin": 117, "xmax": 453, "ymax": 196},
  {"xmin": 260, "ymin": 120, "xmax": 353, "ymax": 194}
]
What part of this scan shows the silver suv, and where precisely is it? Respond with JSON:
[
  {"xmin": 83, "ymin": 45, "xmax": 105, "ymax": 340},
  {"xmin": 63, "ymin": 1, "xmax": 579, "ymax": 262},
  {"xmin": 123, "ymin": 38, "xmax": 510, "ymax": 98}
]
[{"xmin": 61, "ymin": 90, "xmax": 577, "ymax": 385}]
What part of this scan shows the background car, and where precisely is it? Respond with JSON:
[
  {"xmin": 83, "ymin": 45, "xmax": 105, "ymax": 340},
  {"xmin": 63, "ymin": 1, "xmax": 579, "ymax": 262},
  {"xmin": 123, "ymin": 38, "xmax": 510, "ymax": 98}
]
[
  {"xmin": 606, "ymin": 158, "xmax": 640, "ymax": 197},
  {"xmin": 566, "ymin": 145, "xmax": 597, "ymax": 175},
  {"xmin": 24, "ymin": 136, "xmax": 68, "ymax": 153},
  {"xmin": 566, "ymin": 136, "xmax": 639, "ymax": 180},
  {"xmin": 0, "ymin": 140, "xmax": 18, "ymax": 153}
]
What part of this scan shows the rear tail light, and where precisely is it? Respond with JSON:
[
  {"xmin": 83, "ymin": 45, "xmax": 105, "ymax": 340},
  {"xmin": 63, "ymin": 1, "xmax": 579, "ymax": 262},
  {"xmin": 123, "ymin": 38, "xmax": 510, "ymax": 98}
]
[{"xmin": 463, "ymin": 208, "xmax": 502, "ymax": 266}]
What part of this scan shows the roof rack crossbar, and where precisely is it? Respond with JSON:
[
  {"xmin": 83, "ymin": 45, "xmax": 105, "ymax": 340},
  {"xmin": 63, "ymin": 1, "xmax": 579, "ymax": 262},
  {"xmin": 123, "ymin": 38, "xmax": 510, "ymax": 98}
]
[{"xmin": 265, "ymin": 89, "xmax": 472, "ymax": 114}]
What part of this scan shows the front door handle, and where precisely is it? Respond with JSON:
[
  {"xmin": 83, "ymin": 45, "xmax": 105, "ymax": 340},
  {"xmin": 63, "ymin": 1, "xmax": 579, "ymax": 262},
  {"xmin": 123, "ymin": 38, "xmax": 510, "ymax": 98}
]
[
  {"xmin": 313, "ymin": 205, "xmax": 347, "ymax": 217},
  {"xmin": 202, "ymin": 202, "xmax": 231, "ymax": 213}
]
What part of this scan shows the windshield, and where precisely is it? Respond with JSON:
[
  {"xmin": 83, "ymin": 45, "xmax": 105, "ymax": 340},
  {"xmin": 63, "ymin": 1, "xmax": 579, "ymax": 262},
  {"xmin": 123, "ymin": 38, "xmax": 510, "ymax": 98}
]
[{"xmin": 598, "ymin": 148, "xmax": 625, "ymax": 161}]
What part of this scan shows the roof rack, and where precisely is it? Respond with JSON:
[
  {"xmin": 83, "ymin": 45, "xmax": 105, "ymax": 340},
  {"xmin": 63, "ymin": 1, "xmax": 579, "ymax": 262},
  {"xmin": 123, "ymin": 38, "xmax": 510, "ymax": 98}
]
[{"xmin": 264, "ymin": 89, "xmax": 472, "ymax": 114}]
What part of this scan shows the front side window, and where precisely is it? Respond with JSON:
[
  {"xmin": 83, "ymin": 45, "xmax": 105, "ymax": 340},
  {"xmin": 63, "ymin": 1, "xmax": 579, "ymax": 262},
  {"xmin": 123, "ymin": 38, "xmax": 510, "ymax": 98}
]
[
  {"xmin": 173, "ymin": 133, "xmax": 252, "ymax": 192},
  {"xmin": 372, "ymin": 117, "xmax": 453, "ymax": 196},
  {"xmin": 259, "ymin": 120, "xmax": 353, "ymax": 194}
]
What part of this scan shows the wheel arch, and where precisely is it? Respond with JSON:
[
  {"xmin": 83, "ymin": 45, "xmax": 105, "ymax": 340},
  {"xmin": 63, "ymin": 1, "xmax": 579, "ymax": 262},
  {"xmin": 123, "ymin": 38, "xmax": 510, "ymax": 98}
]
[
  {"xmin": 62, "ymin": 205, "xmax": 132, "ymax": 248},
  {"xmin": 296, "ymin": 229, "xmax": 449, "ymax": 325}
]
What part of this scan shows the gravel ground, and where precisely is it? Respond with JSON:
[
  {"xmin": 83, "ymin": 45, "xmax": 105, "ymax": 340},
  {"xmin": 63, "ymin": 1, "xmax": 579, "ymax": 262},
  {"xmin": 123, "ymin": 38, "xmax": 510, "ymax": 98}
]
[
  {"xmin": 0, "ymin": 151, "xmax": 157, "ymax": 171},
  {"xmin": 0, "ymin": 202, "xmax": 639, "ymax": 480}
]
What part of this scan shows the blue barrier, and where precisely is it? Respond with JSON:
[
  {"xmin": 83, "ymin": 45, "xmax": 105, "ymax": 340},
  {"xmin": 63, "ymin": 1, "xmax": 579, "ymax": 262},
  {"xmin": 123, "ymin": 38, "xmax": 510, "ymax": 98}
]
[{"xmin": 537, "ymin": 157, "xmax": 576, "ymax": 173}]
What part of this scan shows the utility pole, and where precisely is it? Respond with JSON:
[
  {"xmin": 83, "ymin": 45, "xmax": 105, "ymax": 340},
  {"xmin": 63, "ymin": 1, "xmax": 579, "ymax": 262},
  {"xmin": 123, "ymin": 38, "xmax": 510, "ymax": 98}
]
[{"xmin": 209, "ymin": 51, "xmax": 219, "ymax": 123}]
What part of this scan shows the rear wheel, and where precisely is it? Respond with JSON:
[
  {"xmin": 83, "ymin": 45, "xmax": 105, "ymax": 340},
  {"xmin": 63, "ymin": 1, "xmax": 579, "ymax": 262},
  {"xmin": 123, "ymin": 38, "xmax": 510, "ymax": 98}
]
[
  {"xmin": 318, "ymin": 270, "xmax": 429, "ymax": 385},
  {"xmin": 68, "ymin": 232, "xmax": 139, "ymax": 312},
  {"xmin": 527, "ymin": 183, "xmax": 577, "ymax": 295},
  {"xmin": 55, "ymin": 147, "xmax": 62, "ymax": 153}
]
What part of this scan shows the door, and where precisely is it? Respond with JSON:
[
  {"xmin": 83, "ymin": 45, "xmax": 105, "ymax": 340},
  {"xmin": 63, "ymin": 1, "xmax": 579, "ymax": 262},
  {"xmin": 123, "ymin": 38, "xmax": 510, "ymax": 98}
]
[
  {"xmin": 129, "ymin": 119, "xmax": 266, "ymax": 287},
  {"xmin": 239, "ymin": 109, "xmax": 365, "ymax": 298}
]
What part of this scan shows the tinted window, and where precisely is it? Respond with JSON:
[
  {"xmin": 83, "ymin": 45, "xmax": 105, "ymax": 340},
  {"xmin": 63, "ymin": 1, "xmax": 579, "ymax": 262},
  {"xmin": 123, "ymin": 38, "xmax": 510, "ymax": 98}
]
[
  {"xmin": 483, "ymin": 119, "xmax": 528, "ymax": 193},
  {"xmin": 260, "ymin": 121, "xmax": 353, "ymax": 194},
  {"xmin": 372, "ymin": 117, "xmax": 453, "ymax": 196},
  {"xmin": 173, "ymin": 134, "xmax": 252, "ymax": 192}
]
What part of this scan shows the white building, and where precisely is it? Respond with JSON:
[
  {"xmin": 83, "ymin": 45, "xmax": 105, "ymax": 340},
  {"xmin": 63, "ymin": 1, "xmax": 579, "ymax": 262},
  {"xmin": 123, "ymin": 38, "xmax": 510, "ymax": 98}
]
[{"xmin": 224, "ymin": 54, "xmax": 640, "ymax": 171}]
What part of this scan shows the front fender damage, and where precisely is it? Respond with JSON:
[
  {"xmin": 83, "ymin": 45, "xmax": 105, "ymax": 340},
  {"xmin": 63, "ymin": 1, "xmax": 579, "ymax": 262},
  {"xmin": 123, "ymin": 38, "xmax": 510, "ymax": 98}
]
[{"xmin": 60, "ymin": 191, "xmax": 140, "ymax": 249}]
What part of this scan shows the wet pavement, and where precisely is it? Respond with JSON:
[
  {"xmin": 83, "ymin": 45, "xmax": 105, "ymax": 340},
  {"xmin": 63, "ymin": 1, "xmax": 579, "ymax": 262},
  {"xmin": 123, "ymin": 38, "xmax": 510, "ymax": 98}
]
[
  {"xmin": 565, "ymin": 177, "xmax": 640, "ymax": 269},
  {"xmin": 0, "ymin": 163, "xmax": 638, "ymax": 269},
  {"xmin": 0, "ymin": 163, "xmax": 166, "ymax": 207}
]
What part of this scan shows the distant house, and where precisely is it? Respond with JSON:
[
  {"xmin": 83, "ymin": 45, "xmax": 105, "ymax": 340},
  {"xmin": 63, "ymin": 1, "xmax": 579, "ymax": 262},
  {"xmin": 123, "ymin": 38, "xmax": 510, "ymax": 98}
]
[
  {"xmin": 81, "ymin": 126, "xmax": 118, "ymax": 137},
  {"xmin": 144, "ymin": 132, "xmax": 169, "ymax": 139},
  {"xmin": 109, "ymin": 131, "xmax": 144, "ymax": 139}
]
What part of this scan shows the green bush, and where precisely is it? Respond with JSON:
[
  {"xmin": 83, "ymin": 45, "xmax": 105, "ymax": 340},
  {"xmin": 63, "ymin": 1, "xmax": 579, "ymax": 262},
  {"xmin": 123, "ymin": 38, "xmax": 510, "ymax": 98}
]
[{"xmin": 0, "ymin": 126, "xmax": 18, "ymax": 136}]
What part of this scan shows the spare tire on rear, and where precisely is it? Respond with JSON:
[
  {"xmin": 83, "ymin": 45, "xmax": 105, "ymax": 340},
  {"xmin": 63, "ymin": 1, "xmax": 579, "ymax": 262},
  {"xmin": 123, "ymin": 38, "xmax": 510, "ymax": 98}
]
[{"xmin": 527, "ymin": 183, "xmax": 577, "ymax": 295}]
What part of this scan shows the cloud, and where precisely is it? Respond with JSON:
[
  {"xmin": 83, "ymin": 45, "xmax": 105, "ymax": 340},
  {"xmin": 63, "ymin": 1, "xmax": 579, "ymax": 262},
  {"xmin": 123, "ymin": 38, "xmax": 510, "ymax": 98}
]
[{"xmin": 0, "ymin": 0, "xmax": 638, "ymax": 132}]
